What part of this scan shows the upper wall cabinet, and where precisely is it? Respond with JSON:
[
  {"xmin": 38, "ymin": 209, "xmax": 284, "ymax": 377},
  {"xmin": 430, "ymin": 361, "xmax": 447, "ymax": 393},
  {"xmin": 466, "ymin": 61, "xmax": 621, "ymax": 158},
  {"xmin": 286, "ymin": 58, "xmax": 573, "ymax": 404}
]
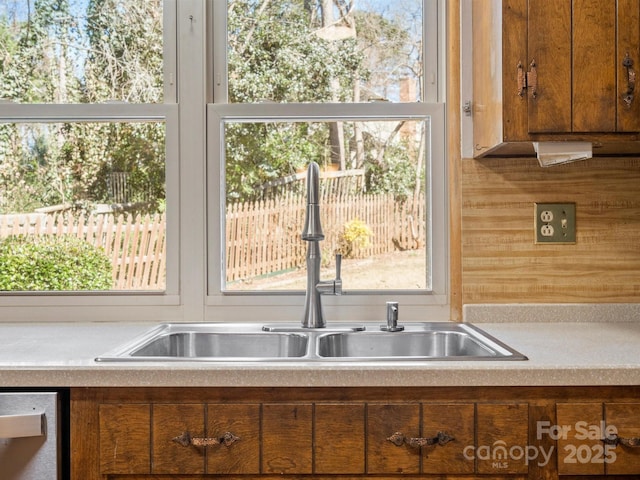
[{"xmin": 470, "ymin": 0, "xmax": 640, "ymax": 157}]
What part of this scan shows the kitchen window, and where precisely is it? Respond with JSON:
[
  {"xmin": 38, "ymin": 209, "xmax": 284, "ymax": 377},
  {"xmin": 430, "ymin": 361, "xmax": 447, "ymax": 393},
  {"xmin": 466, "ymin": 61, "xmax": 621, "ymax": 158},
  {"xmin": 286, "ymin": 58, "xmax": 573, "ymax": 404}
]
[
  {"xmin": 206, "ymin": 0, "xmax": 447, "ymax": 320},
  {"xmin": 0, "ymin": 0, "xmax": 180, "ymax": 320},
  {"xmin": 0, "ymin": 0, "xmax": 446, "ymax": 322}
]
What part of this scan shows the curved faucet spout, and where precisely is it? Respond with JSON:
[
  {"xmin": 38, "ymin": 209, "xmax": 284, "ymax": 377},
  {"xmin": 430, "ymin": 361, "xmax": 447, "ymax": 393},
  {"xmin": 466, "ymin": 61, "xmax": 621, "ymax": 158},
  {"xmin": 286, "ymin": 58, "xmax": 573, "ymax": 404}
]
[
  {"xmin": 300, "ymin": 162, "xmax": 340, "ymax": 328},
  {"xmin": 301, "ymin": 162, "xmax": 324, "ymax": 241},
  {"xmin": 306, "ymin": 161, "xmax": 320, "ymax": 205}
]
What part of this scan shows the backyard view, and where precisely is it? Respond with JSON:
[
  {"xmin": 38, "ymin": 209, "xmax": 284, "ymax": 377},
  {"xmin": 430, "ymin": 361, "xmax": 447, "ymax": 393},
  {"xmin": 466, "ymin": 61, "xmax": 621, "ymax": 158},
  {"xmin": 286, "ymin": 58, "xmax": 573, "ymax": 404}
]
[
  {"xmin": 0, "ymin": 0, "xmax": 166, "ymax": 290},
  {"xmin": 222, "ymin": 0, "xmax": 431, "ymax": 291},
  {"xmin": 0, "ymin": 0, "xmax": 431, "ymax": 292}
]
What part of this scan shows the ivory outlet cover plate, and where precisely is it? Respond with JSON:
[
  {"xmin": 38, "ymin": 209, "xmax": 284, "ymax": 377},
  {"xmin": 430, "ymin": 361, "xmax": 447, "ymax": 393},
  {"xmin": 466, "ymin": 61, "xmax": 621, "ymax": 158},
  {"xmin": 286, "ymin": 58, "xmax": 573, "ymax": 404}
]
[{"xmin": 535, "ymin": 203, "xmax": 576, "ymax": 244}]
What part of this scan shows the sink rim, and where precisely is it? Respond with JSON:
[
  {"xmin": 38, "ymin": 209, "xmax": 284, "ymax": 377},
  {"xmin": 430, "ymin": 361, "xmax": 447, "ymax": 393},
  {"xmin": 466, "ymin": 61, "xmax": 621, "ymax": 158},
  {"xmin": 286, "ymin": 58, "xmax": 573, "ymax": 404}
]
[{"xmin": 95, "ymin": 322, "xmax": 527, "ymax": 362}]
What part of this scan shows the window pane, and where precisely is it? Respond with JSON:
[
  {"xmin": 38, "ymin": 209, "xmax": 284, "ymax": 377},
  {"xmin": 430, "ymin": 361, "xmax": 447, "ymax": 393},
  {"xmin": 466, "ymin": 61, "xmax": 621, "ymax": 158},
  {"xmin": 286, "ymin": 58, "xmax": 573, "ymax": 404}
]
[
  {"xmin": 227, "ymin": 0, "xmax": 424, "ymax": 103},
  {"xmin": 0, "ymin": 122, "xmax": 166, "ymax": 291},
  {"xmin": 223, "ymin": 119, "xmax": 429, "ymax": 291},
  {"xmin": 0, "ymin": 0, "xmax": 163, "ymax": 104}
]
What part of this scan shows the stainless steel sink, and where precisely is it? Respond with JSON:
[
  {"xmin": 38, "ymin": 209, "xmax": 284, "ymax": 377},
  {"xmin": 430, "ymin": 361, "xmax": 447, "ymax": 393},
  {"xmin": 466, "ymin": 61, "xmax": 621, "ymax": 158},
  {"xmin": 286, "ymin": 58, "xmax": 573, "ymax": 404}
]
[
  {"xmin": 131, "ymin": 332, "xmax": 308, "ymax": 359},
  {"xmin": 96, "ymin": 323, "xmax": 309, "ymax": 361},
  {"xmin": 96, "ymin": 322, "xmax": 526, "ymax": 362},
  {"xmin": 316, "ymin": 324, "xmax": 524, "ymax": 360}
]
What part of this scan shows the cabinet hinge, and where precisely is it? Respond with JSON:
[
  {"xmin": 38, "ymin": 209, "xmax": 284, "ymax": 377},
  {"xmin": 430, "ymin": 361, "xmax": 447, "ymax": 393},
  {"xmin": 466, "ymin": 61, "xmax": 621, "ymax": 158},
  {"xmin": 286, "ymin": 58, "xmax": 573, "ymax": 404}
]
[
  {"xmin": 462, "ymin": 100, "xmax": 472, "ymax": 117},
  {"xmin": 517, "ymin": 60, "xmax": 537, "ymax": 99}
]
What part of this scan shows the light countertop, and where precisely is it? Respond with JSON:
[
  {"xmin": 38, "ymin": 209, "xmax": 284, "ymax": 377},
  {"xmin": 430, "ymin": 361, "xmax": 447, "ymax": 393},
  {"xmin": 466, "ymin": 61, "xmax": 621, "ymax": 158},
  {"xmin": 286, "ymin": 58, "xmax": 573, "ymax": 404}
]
[{"xmin": 1, "ymin": 321, "xmax": 639, "ymax": 387}]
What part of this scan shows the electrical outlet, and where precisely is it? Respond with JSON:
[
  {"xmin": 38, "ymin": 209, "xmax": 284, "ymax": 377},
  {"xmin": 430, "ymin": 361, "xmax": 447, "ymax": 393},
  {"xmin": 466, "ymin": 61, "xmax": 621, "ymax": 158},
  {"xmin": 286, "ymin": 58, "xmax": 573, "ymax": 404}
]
[
  {"xmin": 535, "ymin": 203, "xmax": 576, "ymax": 244},
  {"xmin": 540, "ymin": 224, "xmax": 554, "ymax": 237},
  {"xmin": 540, "ymin": 210, "xmax": 554, "ymax": 223}
]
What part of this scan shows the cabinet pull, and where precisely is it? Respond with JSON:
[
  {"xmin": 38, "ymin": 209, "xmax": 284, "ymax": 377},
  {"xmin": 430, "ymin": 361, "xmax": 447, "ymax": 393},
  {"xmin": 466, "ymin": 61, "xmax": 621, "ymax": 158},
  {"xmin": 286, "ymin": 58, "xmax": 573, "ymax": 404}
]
[
  {"xmin": 387, "ymin": 431, "xmax": 454, "ymax": 449},
  {"xmin": 622, "ymin": 52, "xmax": 636, "ymax": 108},
  {"xmin": 0, "ymin": 412, "xmax": 44, "ymax": 438},
  {"xmin": 602, "ymin": 433, "xmax": 640, "ymax": 448},
  {"xmin": 172, "ymin": 431, "xmax": 240, "ymax": 448}
]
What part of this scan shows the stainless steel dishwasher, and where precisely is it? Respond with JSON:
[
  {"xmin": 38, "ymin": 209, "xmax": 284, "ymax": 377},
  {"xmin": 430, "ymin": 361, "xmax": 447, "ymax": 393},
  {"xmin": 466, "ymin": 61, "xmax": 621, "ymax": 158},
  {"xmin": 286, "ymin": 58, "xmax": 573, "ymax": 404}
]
[{"xmin": 0, "ymin": 392, "xmax": 63, "ymax": 480}]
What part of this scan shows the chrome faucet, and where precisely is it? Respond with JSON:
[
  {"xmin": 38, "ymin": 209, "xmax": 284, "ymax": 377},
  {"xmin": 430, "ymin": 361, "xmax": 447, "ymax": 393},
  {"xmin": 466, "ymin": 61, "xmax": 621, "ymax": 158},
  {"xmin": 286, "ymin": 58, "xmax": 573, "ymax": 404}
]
[{"xmin": 301, "ymin": 162, "xmax": 342, "ymax": 328}]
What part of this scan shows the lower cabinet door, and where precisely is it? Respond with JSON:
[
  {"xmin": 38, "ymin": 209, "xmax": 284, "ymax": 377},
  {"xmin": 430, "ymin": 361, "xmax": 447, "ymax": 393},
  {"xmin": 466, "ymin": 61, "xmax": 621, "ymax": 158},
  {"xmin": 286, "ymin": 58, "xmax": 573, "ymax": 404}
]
[
  {"xmin": 206, "ymin": 403, "xmax": 260, "ymax": 474},
  {"xmin": 314, "ymin": 403, "xmax": 366, "ymax": 474},
  {"xmin": 100, "ymin": 402, "xmax": 261, "ymax": 476},
  {"xmin": 153, "ymin": 403, "xmax": 206, "ymax": 474},
  {"xmin": 605, "ymin": 402, "xmax": 640, "ymax": 475},
  {"xmin": 367, "ymin": 403, "xmax": 421, "ymax": 474},
  {"xmin": 262, "ymin": 403, "xmax": 313, "ymax": 474},
  {"xmin": 476, "ymin": 403, "xmax": 529, "ymax": 475},
  {"xmin": 367, "ymin": 403, "xmax": 476, "ymax": 475},
  {"xmin": 99, "ymin": 403, "xmax": 151, "ymax": 475},
  {"xmin": 422, "ymin": 403, "xmax": 475, "ymax": 474},
  {"xmin": 556, "ymin": 402, "xmax": 605, "ymax": 475}
]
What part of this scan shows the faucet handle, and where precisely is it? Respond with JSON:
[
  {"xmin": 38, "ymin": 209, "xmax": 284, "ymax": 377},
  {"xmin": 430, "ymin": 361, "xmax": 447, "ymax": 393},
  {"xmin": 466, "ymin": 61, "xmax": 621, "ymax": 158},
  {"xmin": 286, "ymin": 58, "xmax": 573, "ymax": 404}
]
[{"xmin": 334, "ymin": 253, "xmax": 342, "ymax": 295}]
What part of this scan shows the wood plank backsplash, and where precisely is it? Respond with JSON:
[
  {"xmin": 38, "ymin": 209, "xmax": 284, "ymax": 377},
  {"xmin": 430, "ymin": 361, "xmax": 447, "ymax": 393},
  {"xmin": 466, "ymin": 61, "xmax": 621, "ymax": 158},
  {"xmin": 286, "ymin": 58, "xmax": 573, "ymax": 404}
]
[{"xmin": 462, "ymin": 156, "xmax": 640, "ymax": 303}]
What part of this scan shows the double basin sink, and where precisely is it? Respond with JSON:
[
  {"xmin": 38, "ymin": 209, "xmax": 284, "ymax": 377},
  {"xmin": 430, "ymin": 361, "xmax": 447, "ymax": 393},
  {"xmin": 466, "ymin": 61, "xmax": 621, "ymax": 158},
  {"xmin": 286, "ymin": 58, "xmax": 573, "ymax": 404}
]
[{"xmin": 96, "ymin": 322, "xmax": 527, "ymax": 362}]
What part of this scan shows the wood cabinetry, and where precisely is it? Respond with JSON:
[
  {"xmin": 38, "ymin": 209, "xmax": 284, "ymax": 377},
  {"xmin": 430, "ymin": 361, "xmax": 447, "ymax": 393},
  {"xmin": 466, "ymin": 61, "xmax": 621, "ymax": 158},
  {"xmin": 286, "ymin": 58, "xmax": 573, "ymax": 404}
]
[
  {"xmin": 557, "ymin": 402, "xmax": 640, "ymax": 475},
  {"xmin": 366, "ymin": 403, "xmax": 477, "ymax": 475},
  {"xmin": 476, "ymin": 403, "xmax": 529, "ymax": 474},
  {"xmin": 72, "ymin": 386, "xmax": 640, "ymax": 480},
  {"xmin": 471, "ymin": 0, "xmax": 640, "ymax": 157}
]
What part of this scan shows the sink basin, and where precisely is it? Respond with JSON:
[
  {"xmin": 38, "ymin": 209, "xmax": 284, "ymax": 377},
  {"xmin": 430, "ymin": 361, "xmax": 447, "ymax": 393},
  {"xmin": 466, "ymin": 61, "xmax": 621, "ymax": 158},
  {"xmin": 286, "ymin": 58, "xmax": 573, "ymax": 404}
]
[
  {"xmin": 96, "ymin": 324, "xmax": 309, "ymax": 361},
  {"xmin": 317, "ymin": 326, "xmax": 522, "ymax": 360},
  {"xmin": 96, "ymin": 322, "xmax": 526, "ymax": 362},
  {"xmin": 131, "ymin": 332, "xmax": 308, "ymax": 359}
]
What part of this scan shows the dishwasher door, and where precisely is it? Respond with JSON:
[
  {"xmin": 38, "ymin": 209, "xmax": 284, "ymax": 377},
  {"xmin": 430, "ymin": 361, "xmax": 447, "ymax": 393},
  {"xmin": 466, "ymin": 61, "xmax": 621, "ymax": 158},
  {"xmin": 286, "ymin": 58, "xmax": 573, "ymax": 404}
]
[{"xmin": 0, "ymin": 392, "xmax": 60, "ymax": 480}]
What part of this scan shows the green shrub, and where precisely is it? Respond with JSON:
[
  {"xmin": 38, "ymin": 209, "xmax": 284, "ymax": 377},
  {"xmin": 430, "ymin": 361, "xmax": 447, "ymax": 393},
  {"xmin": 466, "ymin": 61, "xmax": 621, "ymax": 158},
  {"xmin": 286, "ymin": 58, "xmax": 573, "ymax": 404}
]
[{"xmin": 0, "ymin": 235, "xmax": 113, "ymax": 291}]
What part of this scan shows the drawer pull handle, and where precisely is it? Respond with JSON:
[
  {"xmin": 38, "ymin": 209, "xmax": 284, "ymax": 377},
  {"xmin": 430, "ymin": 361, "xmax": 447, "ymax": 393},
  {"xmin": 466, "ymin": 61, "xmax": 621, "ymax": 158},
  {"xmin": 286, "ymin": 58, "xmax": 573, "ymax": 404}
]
[
  {"xmin": 172, "ymin": 431, "xmax": 240, "ymax": 448},
  {"xmin": 0, "ymin": 412, "xmax": 44, "ymax": 439},
  {"xmin": 602, "ymin": 434, "xmax": 640, "ymax": 448},
  {"xmin": 387, "ymin": 431, "xmax": 454, "ymax": 448}
]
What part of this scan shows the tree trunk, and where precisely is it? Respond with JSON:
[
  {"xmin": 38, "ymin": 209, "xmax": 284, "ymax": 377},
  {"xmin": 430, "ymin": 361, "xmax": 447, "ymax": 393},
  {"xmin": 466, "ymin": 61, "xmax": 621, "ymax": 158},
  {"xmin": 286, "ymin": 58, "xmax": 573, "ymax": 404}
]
[{"xmin": 319, "ymin": 0, "xmax": 349, "ymax": 170}]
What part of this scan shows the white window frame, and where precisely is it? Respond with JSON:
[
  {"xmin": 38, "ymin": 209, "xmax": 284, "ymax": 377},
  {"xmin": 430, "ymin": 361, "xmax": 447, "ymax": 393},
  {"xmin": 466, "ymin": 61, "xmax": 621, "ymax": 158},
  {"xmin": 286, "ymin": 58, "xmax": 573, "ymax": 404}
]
[
  {"xmin": 0, "ymin": 0, "xmax": 447, "ymax": 323},
  {"xmin": 0, "ymin": 0, "xmax": 185, "ymax": 322},
  {"xmin": 205, "ymin": 0, "xmax": 449, "ymax": 322}
]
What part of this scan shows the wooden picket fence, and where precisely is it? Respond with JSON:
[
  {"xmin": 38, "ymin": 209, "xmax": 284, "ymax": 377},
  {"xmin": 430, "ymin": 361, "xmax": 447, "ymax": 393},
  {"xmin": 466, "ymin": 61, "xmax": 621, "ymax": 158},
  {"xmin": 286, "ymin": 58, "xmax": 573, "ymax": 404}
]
[
  {"xmin": 0, "ymin": 212, "xmax": 166, "ymax": 290},
  {"xmin": 0, "ymin": 192, "xmax": 423, "ymax": 288},
  {"xmin": 226, "ymin": 192, "xmax": 424, "ymax": 282}
]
